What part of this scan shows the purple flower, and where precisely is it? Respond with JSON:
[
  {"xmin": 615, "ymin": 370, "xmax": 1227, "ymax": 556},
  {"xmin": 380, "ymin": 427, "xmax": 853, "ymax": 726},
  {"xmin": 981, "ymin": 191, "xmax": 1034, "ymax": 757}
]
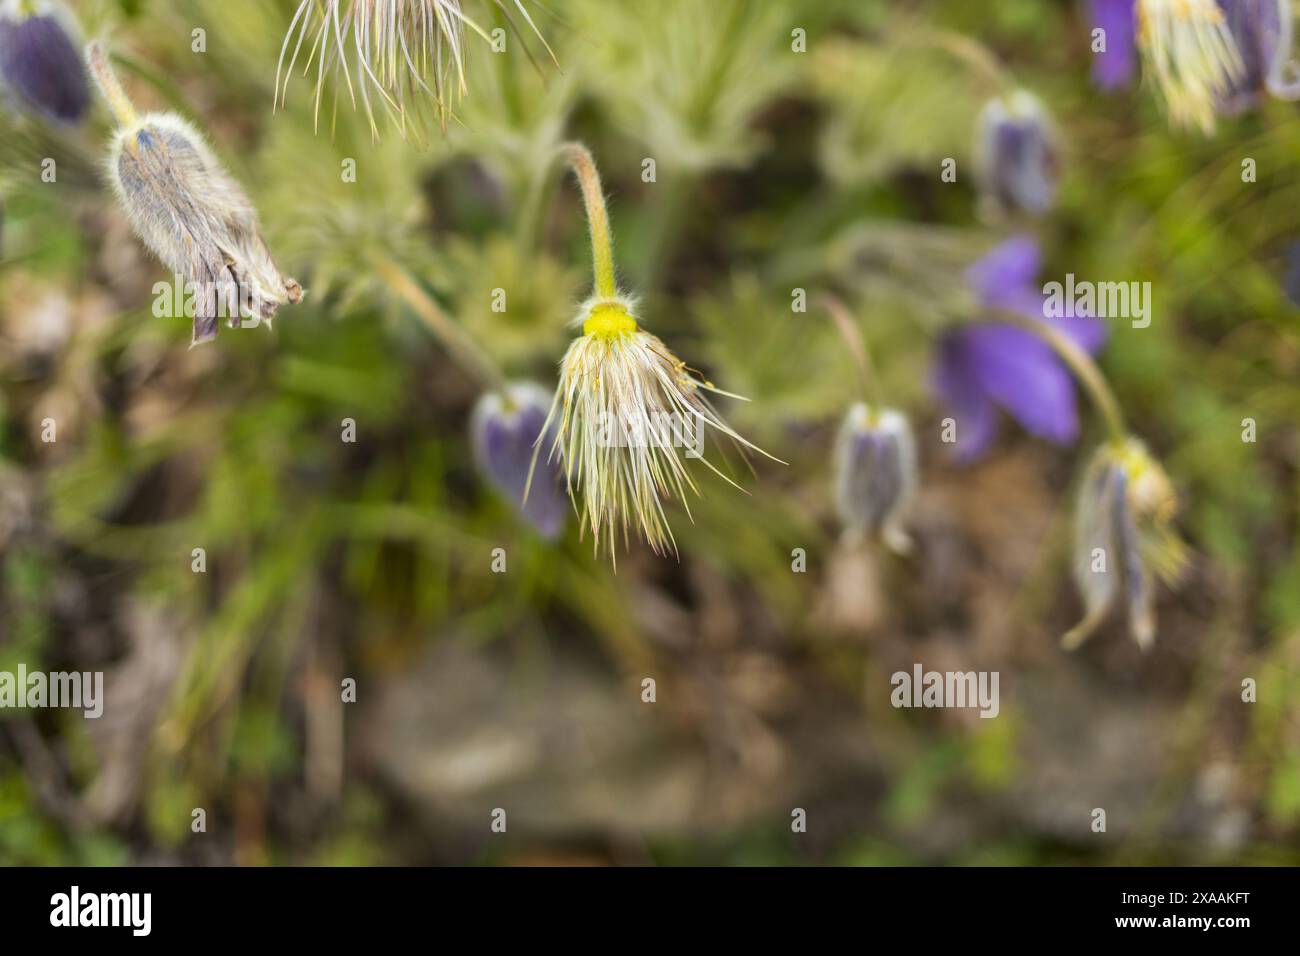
[
  {"xmin": 933, "ymin": 237, "xmax": 1107, "ymax": 462},
  {"xmin": 471, "ymin": 382, "xmax": 567, "ymax": 539},
  {"xmin": 0, "ymin": 2, "xmax": 89, "ymax": 123},
  {"xmin": 1088, "ymin": 0, "xmax": 1137, "ymax": 90},
  {"xmin": 833, "ymin": 404, "xmax": 917, "ymax": 553}
]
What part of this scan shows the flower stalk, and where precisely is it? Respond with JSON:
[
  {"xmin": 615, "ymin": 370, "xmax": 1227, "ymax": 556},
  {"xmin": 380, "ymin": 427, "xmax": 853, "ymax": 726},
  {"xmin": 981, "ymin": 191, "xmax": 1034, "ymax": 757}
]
[
  {"xmin": 820, "ymin": 293, "xmax": 885, "ymax": 411},
  {"xmin": 372, "ymin": 255, "xmax": 507, "ymax": 393},
  {"xmin": 86, "ymin": 42, "xmax": 136, "ymax": 127},
  {"xmin": 561, "ymin": 142, "xmax": 618, "ymax": 301}
]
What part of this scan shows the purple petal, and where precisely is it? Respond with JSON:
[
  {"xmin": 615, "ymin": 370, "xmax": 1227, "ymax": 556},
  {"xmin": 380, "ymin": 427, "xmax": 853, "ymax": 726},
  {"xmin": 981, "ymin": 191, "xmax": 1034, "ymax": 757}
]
[
  {"xmin": 933, "ymin": 333, "xmax": 1001, "ymax": 462},
  {"xmin": 962, "ymin": 324, "xmax": 1081, "ymax": 445},
  {"xmin": 966, "ymin": 235, "xmax": 1042, "ymax": 310},
  {"xmin": 1088, "ymin": 0, "xmax": 1137, "ymax": 91},
  {"xmin": 472, "ymin": 390, "xmax": 567, "ymax": 539}
]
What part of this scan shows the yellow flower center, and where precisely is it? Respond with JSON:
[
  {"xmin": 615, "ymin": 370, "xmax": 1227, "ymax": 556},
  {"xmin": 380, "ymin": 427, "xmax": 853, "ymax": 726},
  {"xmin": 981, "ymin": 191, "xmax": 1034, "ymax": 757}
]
[{"xmin": 583, "ymin": 302, "xmax": 637, "ymax": 340}]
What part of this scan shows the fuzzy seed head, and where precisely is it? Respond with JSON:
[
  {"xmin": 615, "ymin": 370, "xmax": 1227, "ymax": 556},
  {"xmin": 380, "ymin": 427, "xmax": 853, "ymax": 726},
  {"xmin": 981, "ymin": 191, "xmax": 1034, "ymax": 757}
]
[
  {"xmin": 1137, "ymin": 0, "xmax": 1246, "ymax": 133},
  {"xmin": 276, "ymin": 0, "xmax": 554, "ymax": 141},
  {"xmin": 537, "ymin": 297, "xmax": 769, "ymax": 560}
]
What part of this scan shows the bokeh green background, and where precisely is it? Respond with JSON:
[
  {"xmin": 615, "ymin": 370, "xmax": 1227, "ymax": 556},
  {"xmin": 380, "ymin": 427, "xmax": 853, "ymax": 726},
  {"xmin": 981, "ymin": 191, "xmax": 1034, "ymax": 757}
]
[{"xmin": 1, "ymin": 0, "xmax": 1299, "ymax": 865}]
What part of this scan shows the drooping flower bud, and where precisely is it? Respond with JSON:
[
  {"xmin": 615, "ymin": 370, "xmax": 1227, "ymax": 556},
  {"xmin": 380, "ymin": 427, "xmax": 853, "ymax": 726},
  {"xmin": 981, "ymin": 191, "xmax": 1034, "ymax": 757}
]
[
  {"xmin": 472, "ymin": 382, "xmax": 567, "ymax": 539},
  {"xmin": 86, "ymin": 43, "xmax": 301, "ymax": 346},
  {"xmin": 0, "ymin": 0, "xmax": 89, "ymax": 123},
  {"xmin": 1065, "ymin": 438, "xmax": 1187, "ymax": 651},
  {"xmin": 833, "ymin": 403, "xmax": 917, "ymax": 554},
  {"xmin": 974, "ymin": 90, "xmax": 1060, "ymax": 219}
]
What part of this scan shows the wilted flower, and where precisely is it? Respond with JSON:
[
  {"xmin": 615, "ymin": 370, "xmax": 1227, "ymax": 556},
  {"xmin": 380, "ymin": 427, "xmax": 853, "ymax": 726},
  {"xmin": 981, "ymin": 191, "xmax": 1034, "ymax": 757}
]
[
  {"xmin": 933, "ymin": 236, "xmax": 1106, "ymax": 461},
  {"xmin": 87, "ymin": 44, "xmax": 302, "ymax": 346},
  {"xmin": 0, "ymin": 0, "xmax": 89, "ymax": 123},
  {"xmin": 540, "ymin": 295, "xmax": 770, "ymax": 558},
  {"xmin": 276, "ymin": 0, "xmax": 554, "ymax": 140},
  {"xmin": 533, "ymin": 143, "xmax": 776, "ymax": 560},
  {"xmin": 833, "ymin": 403, "xmax": 917, "ymax": 553},
  {"xmin": 974, "ymin": 89, "xmax": 1060, "ymax": 218},
  {"xmin": 1064, "ymin": 438, "xmax": 1187, "ymax": 650},
  {"xmin": 471, "ymin": 382, "xmax": 566, "ymax": 539}
]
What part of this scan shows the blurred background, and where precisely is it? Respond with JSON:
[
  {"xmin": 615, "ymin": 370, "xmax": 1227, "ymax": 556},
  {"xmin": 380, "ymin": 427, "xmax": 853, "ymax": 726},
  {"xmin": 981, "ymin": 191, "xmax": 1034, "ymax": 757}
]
[{"xmin": 2, "ymin": 0, "xmax": 1300, "ymax": 866}]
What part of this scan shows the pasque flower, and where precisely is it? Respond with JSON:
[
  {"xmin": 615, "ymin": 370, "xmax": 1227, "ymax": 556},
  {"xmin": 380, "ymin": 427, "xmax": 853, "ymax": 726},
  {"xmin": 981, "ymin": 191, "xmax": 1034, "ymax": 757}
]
[
  {"xmin": 87, "ymin": 44, "xmax": 302, "ymax": 346},
  {"xmin": 821, "ymin": 295, "xmax": 917, "ymax": 553},
  {"xmin": 1064, "ymin": 438, "xmax": 1187, "ymax": 650},
  {"xmin": 949, "ymin": 292, "xmax": 1188, "ymax": 650},
  {"xmin": 472, "ymin": 382, "xmax": 567, "ymax": 539},
  {"xmin": 974, "ymin": 89, "xmax": 1060, "ymax": 218},
  {"xmin": 932, "ymin": 236, "xmax": 1107, "ymax": 461},
  {"xmin": 530, "ymin": 143, "xmax": 776, "ymax": 560},
  {"xmin": 276, "ymin": 0, "xmax": 554, "ymax": 140},
  {"xmin": 834, "ymin": 404, "xmax": 917, "ymax": 553},
  {"xmin": 1093, "ymin": 1, "xmax": 1300, "ymax": 130},
  {"xmin": 0, "ymin": 0, "xmax": 89, "ymax": 123}
]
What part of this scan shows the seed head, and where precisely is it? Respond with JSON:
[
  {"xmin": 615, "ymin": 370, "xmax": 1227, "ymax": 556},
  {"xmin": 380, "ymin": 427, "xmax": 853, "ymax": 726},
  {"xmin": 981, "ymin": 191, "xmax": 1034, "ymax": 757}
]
[
  {"xmin": 276, "ymin": 0, "xmax": 554, "ymax": 140},
  {"xmin": 535, "ymin": 296, "xmax": 772, "ymax": 560}
]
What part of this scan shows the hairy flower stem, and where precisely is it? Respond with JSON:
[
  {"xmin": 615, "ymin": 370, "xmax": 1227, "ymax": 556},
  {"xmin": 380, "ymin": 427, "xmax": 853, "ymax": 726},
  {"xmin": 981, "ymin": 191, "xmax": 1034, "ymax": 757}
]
[
  {"xmin": 561, "ymin": 142, "xmax": 618, "ymax": 299},
  {"xmin": 994, "ymin": 309, "xmax": 1128, "ymax": 446},
  {"xmin": 373, "ymin": 256, "xmax": 507, "ymax": 393},
  {"xmin": 820, "ymin": 294, "xmax": 885, "ymax": 411},
  {"xmin": 86, "ymin": 42, "xmax": 137, "ymax": 127}
]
